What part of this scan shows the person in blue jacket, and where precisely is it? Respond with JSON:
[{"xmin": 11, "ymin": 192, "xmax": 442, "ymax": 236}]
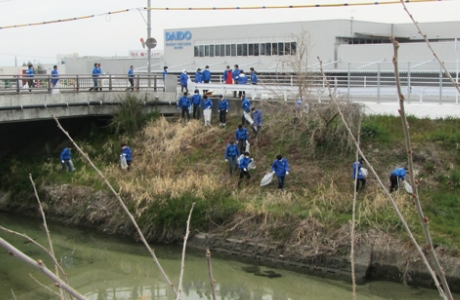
[
  {"xmin": 232, "ymin": 64, "xmax": 240, "ymax": 97},
  {"xmin": 235, "ymin": 124, "xmax": 249, "ymax": 154},
  {"xmin": 89, "ymin": 63, "xmax": 98, "ymax": 92},
  {"xmin": 203, "ymin": 95, "xmax": 213, "ymax": 126},
  {"xmin": 202, "ymin": 65, "xmax": 211, "ymax": 94},
  {"xmin": 180, "ymin": 69, "xmax": 189, "ymax": 93},
  {"xmin": 191, "ymin": 89, "xmax": 202, "ymax": 120},
  {"xmin": 96, "ymin": 63, "xmax": 103, "ymax": 91},
  {"xmin": 390, "ymin": 167, "xmax": 409, "ymax": 192},
  {"xmin": 121, "ymin": 144, "xmax": 133, "ymax": 170},
  {"xmin": 251, "ymin": 106, "xmax": 262, "ymax": 136},
  {"xmin": 127, "ymin": 65, "xmax": 134, "ymax": 91},
  {"xmin": 352, "ymin": 158, "xmax": 366, "ymax": 192},
  {"xmin": 26, "ymin": 64, "xmax": 35, "ymax": 93},
  {"xmin": 163, "ymin": 66, "xmax": 168, "ymax": 82},
  {"xmin": 195, "ymin": 68, "xmax": 203, "ymax": 83},
  {"xmin": 225, "ymin": 140, "xmax": 240, "ymax": 175},
  {"xmin": 177, "ymin": 92, "xmax": 191, "ymax": 123},
  {"xmin": 241, "ymin": 95, "xmax": 251, "ymax": 126},
  {"xmin": 238, "ymin": 152, "xmax": 253, "ymax": 188},
  {"xmin": 237, "ymin": 70, "xmax": 248, "ymax": 97},
  {"xmin": 51, "ymin": 65, "xmax": 59, "ymax": 88},
  {"xmin": 60, "ymin": 146, "xmax": 73, "ymax": 172},
  {"xmin": 250, "ymin": 67, "xmax": 258, "ymax": 85},
  {"xmin": 272, "ymin": 155, "xmax": 290, "ymax": 189},
  {"xmin": 218, "ymin": 95, "xmax": 229, "ymax": 126}
]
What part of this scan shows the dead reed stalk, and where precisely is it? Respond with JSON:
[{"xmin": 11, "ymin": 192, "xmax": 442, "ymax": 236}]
[
  {"xmin": 390, "ymin": 36, "xmax": 453, "ymax": 300},
  {"xmin": 29, "ymin": 173, "xmax": 69, "ymax": 300},
  {"xmin": 176, "ymin": 203, "xmax": 195, "ymax": 300},
  {"xmin": 206, "ymin": 249, "xmax": 217, "ymax": 300}
]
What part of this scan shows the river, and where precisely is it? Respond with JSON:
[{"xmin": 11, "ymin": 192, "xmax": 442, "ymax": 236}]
[{"xmin": 0, "ymin": 212, "xmax": 454, "ymax": 300}]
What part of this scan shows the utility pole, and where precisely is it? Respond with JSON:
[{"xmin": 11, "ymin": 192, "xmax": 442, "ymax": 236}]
[{"xmin": 147, "ymin": 0, "xmax": 151, "ymax": 88}]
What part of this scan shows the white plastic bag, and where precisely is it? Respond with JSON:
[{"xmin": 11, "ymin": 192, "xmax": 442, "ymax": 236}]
[
  {"xmin": 404, "ymin": 181, "xmax": 413, "ymax": 194},
  {"xmin": 203, "ymin": 108, "xmax": 212, "ymax": 123},
  {"xmin": 248, "ymin": 160, "xmax": 256, "ymax": 170},
  {"xmin": 260, "ymin": 173, "xmax": 274, "ymax": 186},
  {"xmin": 245, "ymin": 141, "xmax": 250, "ymax": 153},
  {"xmin": 244, "ymin": 112, "xmax": 254, "ymax": 125},
  {"xmin": 69, "ymin": 160, "xmax": 75, "ymax": 171},
  {"xmin": 361, "ymin": 167, "xmax": 368, "ymax": 178},
  {"xmin": 120, "ymin": 155, "xmax": 128, "ymax": 170}
]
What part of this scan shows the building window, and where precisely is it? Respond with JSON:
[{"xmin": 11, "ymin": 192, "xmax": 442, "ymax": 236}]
[
  {"xmin": 259, "ymin": 43, "xmax": 265, "ymax": 55},
  {"xmin": 205, "ymin": 45, "xmax": 210, "ymax": 57},
  {"xmin": 242, "ymin": 43, "xmax": 248, "ymax": 56},
  {"xmin": 231, "ymin": 44, "xmax": 237, "ymax": 56},
  {"xmin": 225, "ymin": 44, "xmax": 231, "ymax": 56},
  {"xmin": 199, "ymin": 45, "xmax": 204, "ymax": 57},
  {"xmin": 220, "ymin": 45, "xmax": 225, "ymax": 57},
  {"xmin": 194, "ymin": 46, "xmax": 199, "ymax": 57},
  {"xmin": 278, "ymin": 42, "xmax": 284, "ymax": 55},
  {"xmin": 237, "ymin": 44, "xmax": 242, "ymax": 56},
  {"xmin": 210, "ymin": 45, "xmax": 214, "ymax": 57},
  {"xmin": 215, "ymin": 44, "xmax": 220, "ymax": 56},
  {"xmin": 265, "ymin": 43, "xmax": 271, "ymax": 56},
  {"xmin": 271, "ymin": 43, "xmax": 278, "ymax": 55},
  {"xmin": 284, "ymin": 42, "xmax": 290, "ymax": 55},
  {"xmin": 248, "ymin": 44, "xmax": 254, "ymax": 56},
  {"xmin": 254, "ymin": 44, "xmax": 259, "ymax": 56}
]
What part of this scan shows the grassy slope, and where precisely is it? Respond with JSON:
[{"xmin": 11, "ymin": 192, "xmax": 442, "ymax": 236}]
[{"xmin": 4, "ymin": 104, "xmax": 460, "ymax": 252}]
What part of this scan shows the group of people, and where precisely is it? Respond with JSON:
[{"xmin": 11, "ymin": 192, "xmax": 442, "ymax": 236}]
[
  {"xmin": 89, "ymin": 63, "xmax": 103, "ymax": 92},
  {"xmin": 176, "ymin": 64, "xmax": 258, "ymax": 95},
  {"xmin": 352, "ymin": 158, "xmax": 409, "ymax": 193},
  {"xmin": 60, "ymin": 144, "xmax": 132, "ymax": 173},
  {"xmin": 23, "ymin": 64, "xmax": 59, "ymax": 93}
]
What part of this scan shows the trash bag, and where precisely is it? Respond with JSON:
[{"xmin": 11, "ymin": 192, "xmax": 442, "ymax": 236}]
[
  {"xmin": 404, "ymin": 181, "xmax": 413, "ymax": 194},
  {"xmin": 260, "ymin": 172, "xmax": 274, "ymax": 186},
  {"xmin": 361, "ymin": 167, "xmax": 368, "ymax": 178},
  {"xmin": 248, "ymin": 160, "xmax": 256, "ymax": 170},
  {"xmin": 69, "ymin": 160, "xmax": 76, "ymax": 172},
  {"xmin": 245, "ymin": 141, "xmax": 250, "ymax": 153},
  {"xmin": 244, "ymin": 112, "xmax": 254, "ymax": 125},
  {"xmin": 120, "ymin": 155, "xmax": 128, "ymax": 170}
]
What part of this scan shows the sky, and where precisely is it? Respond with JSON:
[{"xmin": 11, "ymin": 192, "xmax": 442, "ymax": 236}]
[{"xmin": 0, "ymin": 0, "xmax": 459, "ymax": 67}]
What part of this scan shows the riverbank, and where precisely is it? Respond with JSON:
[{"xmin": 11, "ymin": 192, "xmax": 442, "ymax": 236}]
[{"xmin": 1, "ymin": 98, "xmax": 460, "ymax": 292}]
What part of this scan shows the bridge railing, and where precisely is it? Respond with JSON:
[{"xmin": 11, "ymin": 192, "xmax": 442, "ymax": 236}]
[{"xmin": 0, "ymin": 74, "xmax": 165, "ymax": 93}]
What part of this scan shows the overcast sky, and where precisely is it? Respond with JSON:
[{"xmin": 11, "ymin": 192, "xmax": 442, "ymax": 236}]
[{"xmin": 0, "ymin": 0, "xmax": 459, "ymax": 66}]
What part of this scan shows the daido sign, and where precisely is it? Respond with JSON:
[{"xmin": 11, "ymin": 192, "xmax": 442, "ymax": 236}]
[
  {"xmin": 165, "ymin": 30, "xmax": 193, "ymax": 50},
  {"xmin": 165, "ymin": 30, "xmax": 192, "ymax": 41}
]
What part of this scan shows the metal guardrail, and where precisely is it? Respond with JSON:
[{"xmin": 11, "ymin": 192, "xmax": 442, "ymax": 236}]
[
  {"xmin": 0, "ymin": 74, "xmax": 165, "ymax": 94},
  {"xmin": 1, "ymin": 73, "xmax": 459, "ymax": 103}
]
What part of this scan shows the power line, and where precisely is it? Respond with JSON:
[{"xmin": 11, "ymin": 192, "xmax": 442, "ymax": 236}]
[{"xmin": 0, "ymin": 0, "xmax": 451, "ymax": 30}]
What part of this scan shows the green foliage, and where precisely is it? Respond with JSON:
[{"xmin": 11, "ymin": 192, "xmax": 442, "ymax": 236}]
[
  {"xmin": 360, "ymin": 115, "xmax": 394, "ymax": 143},
  {"xmin": 109, "ymin": 94, "xmax": 159, "ymax": 134}
]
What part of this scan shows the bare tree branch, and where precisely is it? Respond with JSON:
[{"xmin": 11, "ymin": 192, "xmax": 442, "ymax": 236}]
[
  {"xmin": 29, "ymin": 173, "xmax": 69, "ymax": 300},
  {"xmin": 176, "ymin": 203, "xmax": 195, "ymax": 300},
  {"xmin": 390, "ymin": 36, "xmax": 453, "ymax": 300},
  {"xmin": 10, "ymin": 289, "xmax": 17, "ymax": 300},
  {"xmin": 0, "ymin": 225, "xmax": 67, "ymax": 281},
  {"xmin": 50, "ymin": 113, "xmax": 177, "ymax": 297},
  {"xmin": 206, "ymin": 249, "xmax": 217, "ymax": 300},
  {"xmin": 0, "ymin": 237, "xmax": 87, "ymax": 300},
  {"xmin": 351, "ymin": 114, "xmax": 362, "ymax": 300},
  {"xmin": 317, "ymin": 57, "xmax": 448, "ymax": 300},
  {"xmin": 29, "ymin": 273, "xmax": 62, "ymax": 298},
  {"xmin": 400, "ymin": 0, "xmax": 460, "ymax": 95}
]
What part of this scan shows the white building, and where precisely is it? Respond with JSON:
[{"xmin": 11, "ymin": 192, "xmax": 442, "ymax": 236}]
[{"xmin": 163, "ymin": 19, "xmax": 460, "ymax": 74}]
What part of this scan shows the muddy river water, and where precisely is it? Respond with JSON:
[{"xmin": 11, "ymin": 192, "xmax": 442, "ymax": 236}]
[{"xmin": 0, "ymin": 212, "xmax": 455, "ymax": 300}]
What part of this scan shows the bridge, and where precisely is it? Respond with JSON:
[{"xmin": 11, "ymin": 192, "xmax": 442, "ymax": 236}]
[{"xmin": 0, "ymin": 73, "xmax": 459, "ymax": 123}]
